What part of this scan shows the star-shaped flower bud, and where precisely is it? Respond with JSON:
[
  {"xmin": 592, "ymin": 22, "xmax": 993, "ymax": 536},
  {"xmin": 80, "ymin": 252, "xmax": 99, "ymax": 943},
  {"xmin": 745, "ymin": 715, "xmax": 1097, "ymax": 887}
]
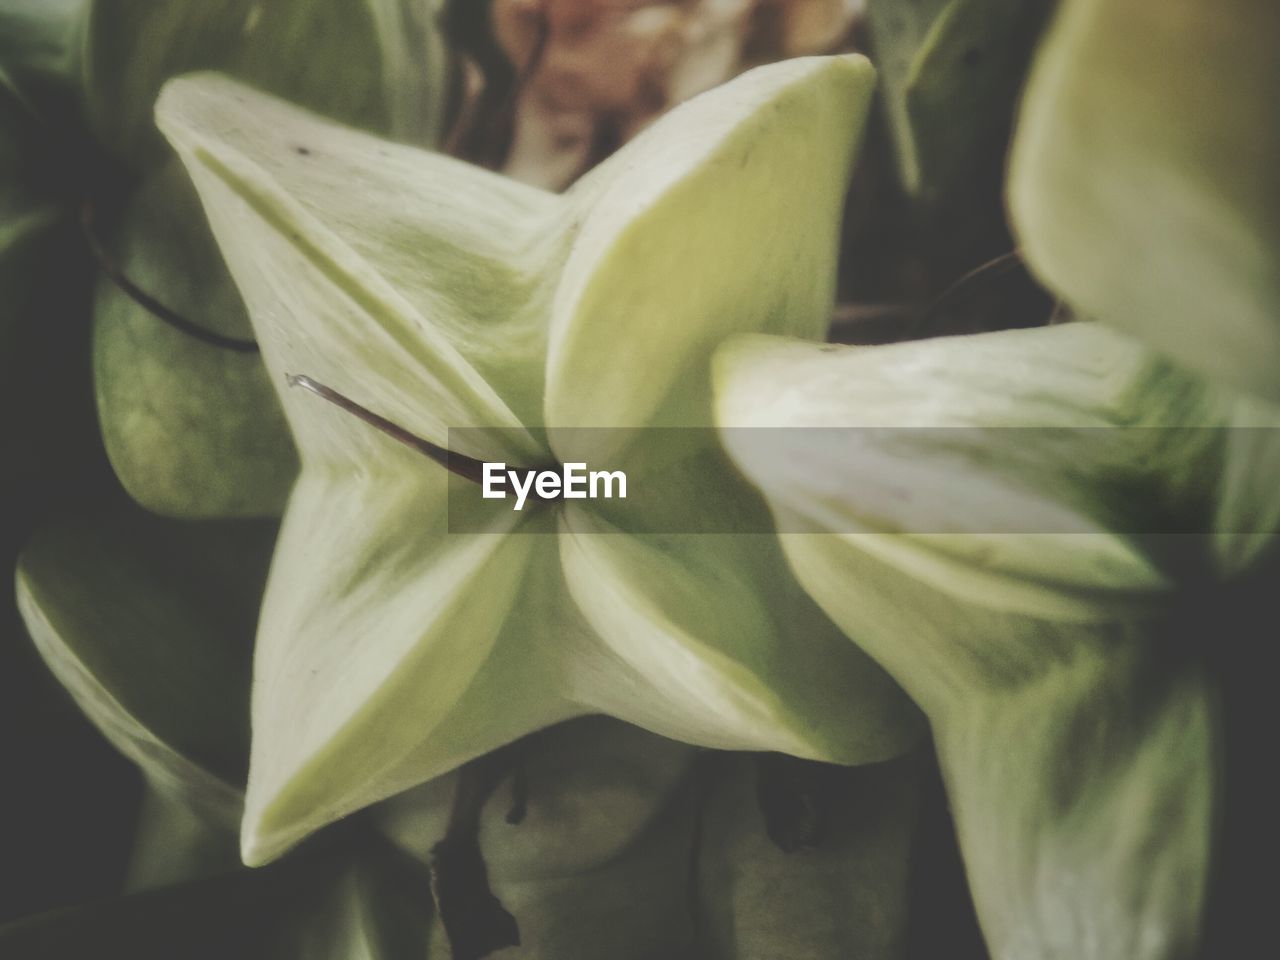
[
  {"xmin": 714, "ymin": 321, "xmax": 1280, "ymax": 959},
  {"xmin": 156, "ymin": 54, "xmax": 924, "ymax": 865}
]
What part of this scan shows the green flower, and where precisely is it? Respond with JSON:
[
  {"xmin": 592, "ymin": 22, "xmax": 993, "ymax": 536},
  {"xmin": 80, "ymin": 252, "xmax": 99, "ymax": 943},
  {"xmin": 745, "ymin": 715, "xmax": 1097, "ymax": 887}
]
[
  {"xmin": 714, "ymin": 320, "xmax": 1280, "ymax": 959},
  {"xmin": 12, "ymin": 506, "xmax": 919, "ymax": 958},
  {"xmin": 156, "ymin": 55, "xmax": 923, "ymax": 865},
  {"xmin": 1009, "ymin": 0, "xmax": 1280, "ymax": 401}
]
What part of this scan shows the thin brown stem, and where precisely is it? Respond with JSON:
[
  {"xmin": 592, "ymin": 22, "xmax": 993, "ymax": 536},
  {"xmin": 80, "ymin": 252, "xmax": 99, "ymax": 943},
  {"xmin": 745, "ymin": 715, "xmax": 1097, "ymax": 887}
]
[
  {"xmin": 923, "ymin": 249, "xmax": 1024, "ymax": 321},
  {"xmin": 285, "ymin": 374, "xmax": 562, "ymax": 500},
  {"xmin": 286, "ymin": 374, "xmax": 487, "ymax": 483},
  {"xmin": 81, "ymin": 201, "xmax": 260, "ymax": 354}
]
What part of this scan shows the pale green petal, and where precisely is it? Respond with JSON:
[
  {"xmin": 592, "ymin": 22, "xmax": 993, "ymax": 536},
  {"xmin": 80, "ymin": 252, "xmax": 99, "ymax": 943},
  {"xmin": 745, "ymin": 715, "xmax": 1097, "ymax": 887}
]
[
  {"xmin": 84, "ymin": 0, "xmax": 449, "ymax": 169},
  {"xmin": 93, "ymin": 162, "xmax": 297, "ymax": 518},
  {"xmin": 714, "ymin": 324, "xmax": 1234, "ymax": 618},
  {"xmin": 1213, "ymin": 395, "xmax": 1280, "ymax": 576},
  {"xmin": 937, "ymin": 636, "xmax": 1215, "ymax": 960},
  {"xmin": 786, "ymin": 529, "xmax": 1217, "ymax": 958},
  {"xmin": 242, "ymin": 453, "xmax": 576, "ymax": 865},
  {"xmin": 713, "ymin": 325, "xmax": 1229, "ymax": 958},
  {"xmin": 15, "ymin": 510, "xmax": 276, "ymax": 830},
  {"xmin": 156, "ymin": 73, "xmax": 554, "ymax": 463},
  {"xmin": 867, "ymin": 0, "xmax": 1052, "ymax": 202},
  {"xmin": 695, "ymin": 754, "xmax": 920, "ymax": 960},
  {"xmin": 1008, "ymin": 0, "xmax": 1280, "ymax": 400},
  {"xmin": 157, "ymin": 58, "xmax": 933, "ymax": 866},
  {"xmin": 546, "ymin": 55, "xmax": 877, "ymax": 464},
  {"xmin": 559, "ymin": 508, "xmax": 922, "ymax": 764}
]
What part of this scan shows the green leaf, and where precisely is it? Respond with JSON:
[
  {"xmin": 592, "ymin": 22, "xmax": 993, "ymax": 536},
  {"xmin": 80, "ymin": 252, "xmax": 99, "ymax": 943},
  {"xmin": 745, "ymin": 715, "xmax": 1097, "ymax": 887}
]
[
  {"xmin": 0, "ymin": 0, "xmax": 89, "ymax": 109},
  {"xmin": 1008, "ymin": 0, "xmax": 1280, "ymax": 401},
  {"xmin": 867, "ymin": 0, "xmax": 1053, "ymax": 203},
  {"xmin": 81, "ymin": 0, "xmax": 450, "ymax": 169},
  {"xmin": 15, "ymin": 508, "xmax": 277, "ymax": 828},
  {"xmin": 156, "ymin": 59, "xmax": 921, "ymax": 864},
  {"xmin": 93, "ymin": 162, "xmax": 298, "ymax": 517},
  {"xmin": 713, "ymin": 324, "xmax": 1255, "ymax": 958}
]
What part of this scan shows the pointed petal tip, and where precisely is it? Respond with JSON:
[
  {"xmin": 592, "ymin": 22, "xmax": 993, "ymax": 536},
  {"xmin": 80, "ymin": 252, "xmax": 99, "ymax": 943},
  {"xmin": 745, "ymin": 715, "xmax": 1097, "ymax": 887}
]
[
  {"xmin": 546, "ymin": 52, "xmax": 876, "ymax": 441},
  {"xmin": 746, "ymin": 50, "xmax": 874, "ymax": 87},
  {"xmin": 238, "ymin": 833, "xmax": 274, "ymax": 869},
  {"xmin": 154, "ymin": 71, "xmax": 234, "ymax": 136},
  {"xmin": 238, "ymin": 791, "xmax": 307, "ymax": 868}
]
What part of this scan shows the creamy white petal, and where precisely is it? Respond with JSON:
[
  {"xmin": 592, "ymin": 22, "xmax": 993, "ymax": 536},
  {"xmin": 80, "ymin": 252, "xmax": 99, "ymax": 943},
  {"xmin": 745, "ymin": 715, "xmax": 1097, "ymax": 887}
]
[
  {"xmin": 546, "ymin": 55, "xmax": 877, "ymax": 465},
  {"xmin": 157, "ymin": 74, "xmax": 552, "ymax": 461}
]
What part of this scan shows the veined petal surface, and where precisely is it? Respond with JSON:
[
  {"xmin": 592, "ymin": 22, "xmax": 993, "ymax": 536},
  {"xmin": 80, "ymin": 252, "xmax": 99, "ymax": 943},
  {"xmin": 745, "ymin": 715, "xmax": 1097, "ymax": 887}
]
[
  {"xmin": 546, "ymin": 55, "xmax": 877, "ymax": 464},
  {"xmin": 157, "ymin": 74, "xmax": 551, "ymax": 462},
  {"xmin": 714, "ymin": 322, "xmax": 1262, "ymax": 959},
  {"xmin": 157, "ymin": 57, "xmax": 923, "ymax": 864}
]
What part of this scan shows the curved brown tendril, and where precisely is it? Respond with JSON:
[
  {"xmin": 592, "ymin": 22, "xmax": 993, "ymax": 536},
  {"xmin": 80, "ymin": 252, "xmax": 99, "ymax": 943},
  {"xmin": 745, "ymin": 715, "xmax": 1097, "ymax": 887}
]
[
  {"xmin": 923, "ymin": 249, "xmax": 1025, "ymax": 320},
  {"xmin": 286, "ymin": 374, "xmax": 559, "ymax": 497},
  {"xmin": 80, "ymin": 201, "xmax": 260, "ymax": 354},
  {"xmin": 828, "ymin": 250, "xmax": 1030, "ymax": 344},
  {"xmin": 287, "ymin": 374, "xmax": 484, "ymax": 481}
]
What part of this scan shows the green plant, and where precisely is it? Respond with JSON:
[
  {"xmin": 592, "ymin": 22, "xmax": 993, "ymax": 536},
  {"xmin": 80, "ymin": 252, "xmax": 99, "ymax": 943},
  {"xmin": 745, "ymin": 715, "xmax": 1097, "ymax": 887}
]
[{"xmin": 3, "ymin": 1, "xmax": 1277, "ymax": 957}]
